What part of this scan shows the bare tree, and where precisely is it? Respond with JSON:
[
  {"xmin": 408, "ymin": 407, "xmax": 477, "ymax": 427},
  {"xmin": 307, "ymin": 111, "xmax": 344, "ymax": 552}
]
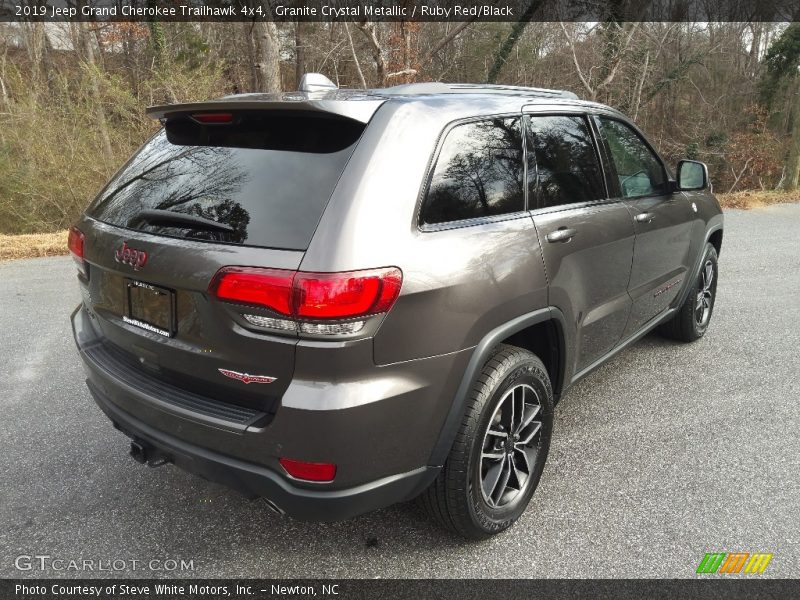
[
  {"xmin": 246, "ymin": 1, "xmax": 281, "ymax": 94},
  {"xmin": 75, "ymin": 21, "xmax": 113, "ymax": 163},
  {"xmin": 356, "ymin": 21, "xmax": 387, "ymax": 86},
  {"xmin": 560, "ymin": 21, "xmax": 640, "ymax": 101}
]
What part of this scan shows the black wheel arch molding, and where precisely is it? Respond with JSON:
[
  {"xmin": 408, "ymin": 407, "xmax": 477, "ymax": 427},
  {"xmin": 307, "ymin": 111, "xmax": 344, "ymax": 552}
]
[{"xmin": 427, "ymin": 306, "xmax": 569, "ymax": 468}]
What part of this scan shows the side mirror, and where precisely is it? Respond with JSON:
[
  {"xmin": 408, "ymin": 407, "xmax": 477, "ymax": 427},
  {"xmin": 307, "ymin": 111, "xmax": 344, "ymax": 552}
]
[{"xmin": 676, "ymin": 160, "xmax": 709, "ymax": 191}]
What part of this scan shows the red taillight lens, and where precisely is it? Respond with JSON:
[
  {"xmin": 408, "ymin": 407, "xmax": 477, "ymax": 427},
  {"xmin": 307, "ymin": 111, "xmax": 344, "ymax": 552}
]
[
  {"xmin": 210, "ymin": 267, "xmax": 294, "ymax": 316},
  {"xmin": 68, "ymin": 226, "xmax": 84, "ymax": 258},
  {"xmin": 294, "ymin": 268, "xmax": 402, "ymax": 319},
  {"xmin": 279, "ymin": 458, "xmax": 337, "ymax": 482},
  {"xmin": 191, "ymin": 112, "xmax": 234, "ymax": 124},
  {"xmin": 68, "ymin": 226, "xmax": 87, "ymax": 277},
  {"xmin": 209, "ymin": 266, "xmax": 402, "ymax": 321}
]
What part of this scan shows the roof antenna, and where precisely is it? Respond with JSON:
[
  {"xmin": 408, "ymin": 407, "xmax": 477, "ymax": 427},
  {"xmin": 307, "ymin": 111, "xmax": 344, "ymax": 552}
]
[{"xmin": 299, "ymin": 73, "xmax": 338, "ymax": 93}]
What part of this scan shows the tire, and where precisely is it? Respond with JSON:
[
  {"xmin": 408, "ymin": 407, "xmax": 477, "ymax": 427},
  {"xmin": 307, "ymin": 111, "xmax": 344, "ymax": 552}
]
[
  {"xmin": 659, "ymin": 243, "xmax": 718, "ymax": 343},
  {"xmin": 419, "ymin": 344, "xmax": 554, "ymax": 539}
]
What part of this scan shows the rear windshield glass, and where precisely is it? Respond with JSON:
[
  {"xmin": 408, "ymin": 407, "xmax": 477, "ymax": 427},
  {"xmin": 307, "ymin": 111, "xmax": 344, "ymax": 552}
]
[{"xmin": 88, "ymin": 113, "xmax": 364, "ymax": 250}]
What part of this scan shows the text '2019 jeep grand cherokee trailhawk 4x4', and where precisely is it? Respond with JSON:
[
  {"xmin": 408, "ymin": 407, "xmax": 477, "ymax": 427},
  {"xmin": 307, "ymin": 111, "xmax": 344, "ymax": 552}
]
[{"xmin": 70, "ymin": 75, "xmax": 723, "ymax": 539}]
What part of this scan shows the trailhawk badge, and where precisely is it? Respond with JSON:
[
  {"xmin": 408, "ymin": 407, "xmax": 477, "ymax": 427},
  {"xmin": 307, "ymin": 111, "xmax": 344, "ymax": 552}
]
[{"xmin": 218, "ymin": 368, "xmax": 276, "ymax": 385}]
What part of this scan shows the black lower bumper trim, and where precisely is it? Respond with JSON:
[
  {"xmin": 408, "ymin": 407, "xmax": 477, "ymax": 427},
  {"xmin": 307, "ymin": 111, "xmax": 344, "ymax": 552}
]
[{"xmin": 86, "ymin": 380, "xmax": 439, "ymax": 521}]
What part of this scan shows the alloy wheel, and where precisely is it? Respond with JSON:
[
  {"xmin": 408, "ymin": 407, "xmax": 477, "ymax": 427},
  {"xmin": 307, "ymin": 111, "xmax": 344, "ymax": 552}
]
[
  {"xmin": 479, "ymin": 384, "xmax": 543, "ymax": 508},
  {"xmin": 695, "ymin": 259, "xmax": 715, "ymax": 327}
]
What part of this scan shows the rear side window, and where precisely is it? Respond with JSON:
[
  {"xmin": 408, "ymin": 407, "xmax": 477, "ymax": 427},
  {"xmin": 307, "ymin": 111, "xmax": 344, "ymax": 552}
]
[
  {"xmin": 525, "ymin": 115, "xmax": 605, "ymax": 209},
  {"xmin": 597, "ymin": 117, "xmax": 667, "ymax": 198},
  {"xmin": 420, "ymin": 117, "xmax": 524, "ymax": 225},
  {"xmin": 88, "ymin": 113, "xmax": 364, "ymax": 250}
]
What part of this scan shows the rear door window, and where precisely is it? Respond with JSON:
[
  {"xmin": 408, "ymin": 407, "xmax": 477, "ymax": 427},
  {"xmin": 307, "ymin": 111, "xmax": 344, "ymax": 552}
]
[
  {"xmin": 525, "ymin": 115, "xmax": 605, "ymax": 209},
  {"xmin": 88, "ymin": 113, "xmax": 364, "ymax": 250},
  {"xmin": 420, "ymin": 117, "xmax": 524, "ymax": 225}
]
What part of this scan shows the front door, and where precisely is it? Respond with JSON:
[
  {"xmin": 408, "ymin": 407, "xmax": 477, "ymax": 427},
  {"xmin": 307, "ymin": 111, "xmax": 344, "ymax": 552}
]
[
  {"xmin": 594, "ymin": 116, "xmax": 695, "ymax": 337},
  {"xmin": 525, "ymin": 113, "xmax": 635, "ymax": 376}
]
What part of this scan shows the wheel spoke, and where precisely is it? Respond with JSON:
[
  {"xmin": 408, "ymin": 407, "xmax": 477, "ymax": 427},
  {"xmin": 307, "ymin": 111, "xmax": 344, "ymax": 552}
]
[
  {"xmin": 509, "ymin": 452, "xmax": 527, "ymax": 487},
  {"xmin": 482, "ymin": 450, "xmax": 505, "ymax": 461},
  {"xmin": 486, "ymin": 427, "xmax": 507, "ymax": 438},
  {"xmin": 516, "ymin": 403, "xmax": 541, "ymax": 435},
  {"xmin": 514, "ymin": 446, "xmax": 532, "ymax": 473},
  {"xmin": 704, "ymin": 262, "xmax": 714, "ymax": 290},
  {"xmin": 482, "ymin": 461, "xmax": 504, "ymax": 504},
  {"xmin": 518, "ymin": 421, "xmax": 542, "ymax": 446},
  {"xmin": 696, "ymin": 292, "xmax": 704, "ymax": 311},
  {"xmin": 508, "ymin": 389, "xmax": 516, "ymax": 431},
  {"xmin": 516, "ymin": 445, "xmax": 538, "ymax": 475},
  {"xmin": 491, "ymin": 457, "xmax": 512, "ymax": 505}
]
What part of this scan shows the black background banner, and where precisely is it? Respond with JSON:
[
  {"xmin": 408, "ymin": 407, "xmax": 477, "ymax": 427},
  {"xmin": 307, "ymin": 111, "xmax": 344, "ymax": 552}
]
[
  {"xmin": 1, "ymin": 0, "xmax": 799, "ymax": 22},
  {"xmin": 3, "ymin": 579, "xmax": 800, "ymax": 600}
]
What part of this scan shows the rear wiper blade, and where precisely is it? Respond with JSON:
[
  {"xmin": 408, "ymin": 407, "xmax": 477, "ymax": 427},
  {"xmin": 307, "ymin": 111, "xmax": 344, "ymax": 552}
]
[{"xmin": 131, "ymin": 209, "xmax": 234, "ymax": 233}]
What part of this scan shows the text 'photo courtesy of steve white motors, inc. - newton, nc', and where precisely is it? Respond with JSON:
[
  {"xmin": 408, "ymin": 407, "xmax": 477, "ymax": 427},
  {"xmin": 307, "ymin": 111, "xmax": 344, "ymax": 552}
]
[
  {"xmin": 14, "ymin": 583, "xmax": 338, "ymax": 597},
  {"xmin": 11, "ymin": 2, "xmax": 514, "ymax": 19}
]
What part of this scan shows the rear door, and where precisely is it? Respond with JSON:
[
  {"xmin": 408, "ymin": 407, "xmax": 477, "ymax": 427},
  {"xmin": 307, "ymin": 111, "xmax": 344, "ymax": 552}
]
[
  {"xmin": 593, "ymin": 116, "xmax": 694, "ymax": 337},
  {"xmin": 524, "ymin": 113, "xmax": 635, "ymax": 376},
  {"xmin": 80, "ymin": 111, "xmax": 366, "ymax": 413}
]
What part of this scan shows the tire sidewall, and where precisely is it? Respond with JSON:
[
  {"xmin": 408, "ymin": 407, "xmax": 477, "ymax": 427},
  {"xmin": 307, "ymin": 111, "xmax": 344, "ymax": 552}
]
[{"xmin": 465, "ymin": 356, "xmax": 553, "ymax": 535}]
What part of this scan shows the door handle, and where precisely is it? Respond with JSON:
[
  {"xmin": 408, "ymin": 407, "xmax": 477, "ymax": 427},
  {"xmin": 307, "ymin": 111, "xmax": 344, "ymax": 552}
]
[
  {"xmin": 546, "ymin": 228, "xmax": 577, "ymax": 243},
  {"xmin": 635, "ymin": 212, "xmax": 655, "ymax": 223}
]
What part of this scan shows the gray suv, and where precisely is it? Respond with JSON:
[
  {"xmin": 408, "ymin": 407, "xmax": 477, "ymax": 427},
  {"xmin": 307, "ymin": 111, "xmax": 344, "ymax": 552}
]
[{"xmin": 70, "ymin": 75, "xmax": 723, "ymax": 538}]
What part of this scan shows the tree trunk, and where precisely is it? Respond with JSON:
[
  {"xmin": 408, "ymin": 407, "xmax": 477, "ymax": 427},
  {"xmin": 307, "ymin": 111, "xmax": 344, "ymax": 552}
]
[
  {"xmin": 22, "ymin": 22, "xmax": 50, "ymax": 99},
  {"xmin": 357, "ymin": 22, "xmax": 387, "ymax": 86},
  {"xmin": 780, "ymin": 96, "xmax": 800, "ymax": 191},
  {"xmin": 77, "ymin": 22, "xmax": 114, "ymax": 164},
  {"xmin": 295, "ymin": 22, "xmax": 307, "ymax": 89},
  {"xmin": 250, "ymin": 20, "xmax": 282, "ymax": 93},
  {"xmin": 487, "ymin": 0, "xmax": 543, "ymax": 84}
]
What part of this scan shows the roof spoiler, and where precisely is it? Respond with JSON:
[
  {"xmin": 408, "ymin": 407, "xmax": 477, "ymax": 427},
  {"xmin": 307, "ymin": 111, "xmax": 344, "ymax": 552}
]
[{"xmin": 146, "ymin": 95, "xmax": 384, "ymax": 124}]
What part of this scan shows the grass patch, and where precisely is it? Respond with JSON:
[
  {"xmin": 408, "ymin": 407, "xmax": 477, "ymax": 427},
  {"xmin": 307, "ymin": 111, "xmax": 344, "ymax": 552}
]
[
  {"xmin": 0, "ymin": 230, "xmax": 69, "ymax": 261},
  {"xmin": 0, "ymin": 191, "xmax": 798, "ymax": 263},
  {"xmin": 716, "ymin": 190, "xmax": 800, "ymax": 209}
]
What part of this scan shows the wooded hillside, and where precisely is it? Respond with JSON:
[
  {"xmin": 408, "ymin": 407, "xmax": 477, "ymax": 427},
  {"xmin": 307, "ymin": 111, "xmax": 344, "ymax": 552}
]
[{"xmin": 1, "ymin": 20, "xmax": 798, "ymax": 234}]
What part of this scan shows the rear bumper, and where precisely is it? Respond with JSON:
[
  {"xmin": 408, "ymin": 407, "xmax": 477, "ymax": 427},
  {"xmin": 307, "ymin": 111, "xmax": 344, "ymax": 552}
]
[
  {"xmin": 72, "ymin": 305, "xmax": 460, "ymax": 520},
  {"xmin": 87, "ymin": 378, "xmax": 436, "ymax": 520}
]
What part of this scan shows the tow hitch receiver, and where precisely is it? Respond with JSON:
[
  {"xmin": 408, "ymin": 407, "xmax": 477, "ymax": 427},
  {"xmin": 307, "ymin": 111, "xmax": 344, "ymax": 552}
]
[{"xmin": 129, "ymin": 441, "xmax": 170, "ymax": 468}]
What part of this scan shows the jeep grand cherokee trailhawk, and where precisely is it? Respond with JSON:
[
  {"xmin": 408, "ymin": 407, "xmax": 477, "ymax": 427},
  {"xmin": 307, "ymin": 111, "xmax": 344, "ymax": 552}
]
[{"xmin": 70, "ymin": 75, "xmax": 723, "ymax": 538}]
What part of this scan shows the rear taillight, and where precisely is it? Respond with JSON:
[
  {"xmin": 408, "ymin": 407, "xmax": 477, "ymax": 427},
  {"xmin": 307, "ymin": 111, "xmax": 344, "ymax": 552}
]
[
  {"xmin": 279, "ymin": 458, "xmax": 336, "ymax": 482},
  {"xmin": 212, "ymin": 268, "xmax": 294, "ymax": 316},
  {"xmin": 294, "ymin": 269, "xmax": 403, "ymax": 319},
  {"xmin": 68, "ymin": 226, "xmax": 87, "ymax": 278},
  {"xmin": 209, "ymin": 266, "xmax": 402, "ymax": 335}
]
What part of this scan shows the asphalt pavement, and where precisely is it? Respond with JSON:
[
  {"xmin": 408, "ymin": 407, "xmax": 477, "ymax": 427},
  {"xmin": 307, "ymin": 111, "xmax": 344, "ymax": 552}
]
[{"xmin": 1, "ymin": 204, "xmax": 798, "ymax": 578}]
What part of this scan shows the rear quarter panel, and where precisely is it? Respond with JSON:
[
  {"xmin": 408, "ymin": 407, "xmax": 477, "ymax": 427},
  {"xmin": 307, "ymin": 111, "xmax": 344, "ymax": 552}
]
[{"xmin": 301, "ymin": 98, "xmax": 549, "ymax": 365}]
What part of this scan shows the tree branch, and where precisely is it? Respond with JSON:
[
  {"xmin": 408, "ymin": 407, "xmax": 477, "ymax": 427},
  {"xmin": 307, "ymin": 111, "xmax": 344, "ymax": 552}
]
[
  {"xmin": 344, "ymin": 22, "xmax": 367, "ymax": 88},
  {"xmin": 420, "ymin": 20, "xmax": 475, "ymax": 68},
  {"xmin": 559, "ymin": 22, "xmax": 595, "ymax": 98}
]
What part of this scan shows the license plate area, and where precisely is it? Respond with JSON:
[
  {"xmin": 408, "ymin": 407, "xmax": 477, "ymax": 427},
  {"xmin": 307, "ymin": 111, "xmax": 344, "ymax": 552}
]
[{"xmin": 124, "ymin": 279, "xmax": 175, "ymax": 337}]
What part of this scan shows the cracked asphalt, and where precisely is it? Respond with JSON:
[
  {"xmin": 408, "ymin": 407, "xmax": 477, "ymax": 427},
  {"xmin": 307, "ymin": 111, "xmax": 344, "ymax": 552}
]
[{"xmin": 1, "ymin": 204, "xmax": 798, "ymax": 579}]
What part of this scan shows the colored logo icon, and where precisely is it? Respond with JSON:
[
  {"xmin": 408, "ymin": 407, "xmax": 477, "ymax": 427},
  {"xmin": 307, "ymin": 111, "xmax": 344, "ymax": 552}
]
[{"xmin": 696, "ymin": 552, "xmax": 773, "ymax": 574}]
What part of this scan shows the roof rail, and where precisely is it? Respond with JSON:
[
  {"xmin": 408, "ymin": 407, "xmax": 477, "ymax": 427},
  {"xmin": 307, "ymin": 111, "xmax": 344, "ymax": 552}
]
[{"xmin": 379, "ymin": 82, "xmax": 579, "ymax": 100}]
